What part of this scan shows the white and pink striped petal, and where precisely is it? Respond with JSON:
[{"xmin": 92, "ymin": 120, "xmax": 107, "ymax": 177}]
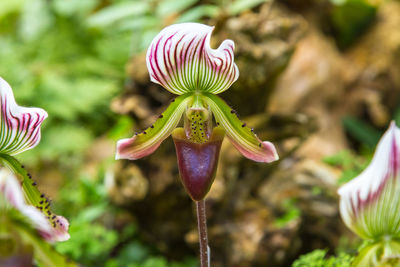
[
  {"xmin": 0, "ymin": 168, "xmax": 69, "ymax": 242},
  {"xmin": 146, "ymin": 23, "xmax": 239, "ymax": 95},
  {"xmin": 338, "ymin": 122, "xmax": 400, "ymax": 240},
  {"xmin": 0, "ymin": 77, "xmax": 48, "ymax": 155}
]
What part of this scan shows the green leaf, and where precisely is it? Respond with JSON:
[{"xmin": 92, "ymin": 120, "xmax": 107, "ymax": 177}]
[
  {"xmin": 323, "ymin": 150, "xmax": 370, "ymax": 185},
  {"xmin": 178, "ymin": 5, "xmax": 220, "ymax": 22},
  {"xmin": 87, "ymin": 1, "xmax": 150, "ymax": 28},
  {"xmin": 52, "ymin": 0, "xmax": 98, "ymax": 17},
  {"xmin": 156, "ymin": 0, "xmax": 198, "ymax": 17},
  {"xmin": 36, "ymin": 124, "xmax": 93, "ymax": 162},
  {"xmin": 292, "ymin": 249, "xmax": 354, "ymax": 267},
  {"xmin": 228, "ymin": 0, "xmax": 269, "ymax": 16},
  {"xmin": 39, "ymin": 72, "xmax": 119, "ymax": 121},
  {"xmin": 115, "ymin": 16, "xmax": 159, "ymax": 32},
  {"xmin": 331, "ymin": 0, "xmax": 377, "ymax": 48},
  {"xmin": 19, "ymin": 0, "xmax": 53, "ymax": 41},
  {"xmin": 342, "ymin": 116, "xmax": 381, "ymax": 149},
  {"xmin": 394, "ymin": 106, "xmax": 400, "ymax": 126},
  {"xmin": 0, "ymin": 0, "xmax": 24, "ymax": 18},
  {"xmin": 55, "ymin": 221, "xmax": 118, "ymax": 263},
  {"xmin": 274, "ymin": 198, "xmax": 300, "ymax": 228}
]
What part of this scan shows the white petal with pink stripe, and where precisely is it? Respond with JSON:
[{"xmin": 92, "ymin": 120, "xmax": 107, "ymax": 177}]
[
  {"xmin": 0, "ymin": 77, "xmax": 48, "ymax": 155},
  {"xmin": 146, "ymin": 23, "xmax": 239, "ymax": 95},
  {"xmin": 339, "ymin": 122, "xmax": 400, "ymax": 240}
]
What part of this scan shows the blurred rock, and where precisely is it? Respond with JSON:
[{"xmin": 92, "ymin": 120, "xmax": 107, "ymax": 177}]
[
  {"xmin": 269, "ymin": 28, "xmax": 351, "ymax": 160},
  {"xmin": 345, "ymin": 1, "xmax": 400, "ymax": 127},
  {"xmin": 106, "ymin": 162, "xmax": 149, "ymax": 205},
  {"xmin": 219, "ymin": 2, "xmax": 308, "ymax": 116}
]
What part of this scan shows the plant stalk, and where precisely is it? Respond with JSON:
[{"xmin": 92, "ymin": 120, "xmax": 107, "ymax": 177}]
[{"xmin": 196, "ymin": 199, "xmax": 209, "ymax": 267}]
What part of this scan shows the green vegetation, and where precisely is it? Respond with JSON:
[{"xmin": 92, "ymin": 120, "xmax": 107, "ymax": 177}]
[
  {"xmin": 323, "ymin": 150, "xmax": 370, "ymax": 185},
  {"xmin": 54, "ymin": 176, "xmax": 197, "ymax": 266},
  {"xmin": 330, "ymin": 0, "xmax": 378, "ymax": 49},
  {"xmin": 274, "ymin": 198, "xmax": 301, "ymax": 228},
  {"xmin": 342, "ymin": 116, "xmax": 382, "ymax": 149},
  {"xmin": 292, "ymin": 249, "xmax": 354, "ymax": 267},
  {"xmin": 0, "ymin": 0, "xmax": 132, "ymax": 166}
]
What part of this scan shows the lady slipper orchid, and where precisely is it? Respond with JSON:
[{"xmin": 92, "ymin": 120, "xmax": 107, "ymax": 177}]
[
  {"xmin": 115, "ymin": 23, "xmax": 279, "ymax": 267},
  {"xmin": 0, "ymin": 168, "xmax": 69, "ymax": 242},
  {"xmin": 0, "ymin": 77, "xmax": 69, "ymax": 243},
  {"xmin": 338, "ymin": 122, "xmax": 400, "ymax": 264},
  {"xmin": 116, "ymin": 23, "xmax": 279, "ymax": 200},
  {"xmin": 115, "ymin": 22, "xmax": 279, "ymax": 163}
]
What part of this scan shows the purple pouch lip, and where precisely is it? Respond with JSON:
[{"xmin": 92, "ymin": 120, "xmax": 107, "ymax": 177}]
[{"xmin": 172, "ymin": 127, "xmax": 224, "ymax": 201}]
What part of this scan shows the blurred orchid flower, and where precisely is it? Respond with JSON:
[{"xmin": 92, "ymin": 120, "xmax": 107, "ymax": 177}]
[
  {"xmin": 0, "ymin": 77, "xmax": 69, "ymax": 242},
  {"xmin": 116, "ymin": 23, "xmax": 278, "ymax": 163},
  {"xmin": 0, "ymin": 168, "xmax": 69, "ymax": 242},
  {"xmin": 338, "ymin": 122, "xmax": 400, "ymax": 265},
  {"xmin": 339, "ymin": 122, "xmax": 400, "ymax": 240},
  {"xmin": 0, "ymin": 77, "xmax": 48, "ymax": 155}
]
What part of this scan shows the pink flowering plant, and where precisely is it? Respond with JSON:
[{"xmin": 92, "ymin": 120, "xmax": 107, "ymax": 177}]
[
  {"xmin": 116, "ymin": 23, "xmax": 279, "ymax": 266},
  {"xmin": 0, "ymin": 78, "xmax": 72, "ymax": 266},
  {"xmin": 338, "ymin": 122, "xmax": 400, "ymax": 266}
]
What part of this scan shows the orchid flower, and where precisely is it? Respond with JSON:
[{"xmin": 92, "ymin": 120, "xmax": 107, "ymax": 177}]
[
  {"xmin": 0, "ymin": 77, "xmax": 69, "ymax": 242},
  {"xmin": 338, "ymin": 122, "xmax": 400, "ymax": 265},
  {"xmin": 115, "ymin": 23, "xmax": 279, "ymax": 267},
  {"xmin": 0, "ymin": 168, "xmax": 69, "ymax": 242},
  {"xmin": 116, "ymin": 23, "xmax": 278, "ymax": 199}
]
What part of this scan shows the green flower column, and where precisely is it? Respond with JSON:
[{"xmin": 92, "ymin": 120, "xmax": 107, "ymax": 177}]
[
  {"xmin": 116, "ymin": 23, "xmax": 279, "ymax": 267},
  {"xmin": 339, "ymin": 122, "xmax": 400, "ymax": 266}
]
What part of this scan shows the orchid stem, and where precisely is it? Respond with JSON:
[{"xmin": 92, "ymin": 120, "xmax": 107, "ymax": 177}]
[{"xmin": 196, "ymin": 199, "xmax": 209, "ymax": 267}]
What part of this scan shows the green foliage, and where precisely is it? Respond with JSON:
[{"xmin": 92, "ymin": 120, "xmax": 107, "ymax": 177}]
[
  {"xmin": 54, "ymin": 175, "xmax": 196, "ymax": 267},
  {"xmin": 52, "ymin": 171, "xmax": 117, "ymax": 265},
  {"xmin": 86, "ymin": 0, "xmax": 271, "ymax": 53},
  {"xmin": 275, "ymin": 198, "xmax": 301, "ymax": 228},
  {"xmin": 0, "ymin": 181, "xmax": 75, "ymax": 267},
  {"xmin": 330, "ymin": 0, "xmax": 378, "ymax": 48},
  {"xmin": 86, "ymin": 0, "xmax": 202, "ymax": 54},
  {"xmin": 342, "ymin": 116, "xmax": 382, "ymax": 149},
  {"xmin": 323, "ymin": 150, "xmax": 370, "ymax": 184},
  {"xmin": 228, "ymin": 0, "xmax": 269, "ymax": 15},
  {"xmin": 177, "ymin": 5, "xmax": 220, "ymax": 22},
  {"xmin": 394, "ymin": 106, "xmax": 400, "ymax": 126},
  {"xmin": 56, "ymin": 220, "xmax": 118, "ymax": 263},
  {"xmin": 292, "ymin": 249, "xmax": 354, "ymax": 267},
  {"xmin": 0, "ymin": 0, "xmax": 130, "ymax": 166},
  {"xmin": 106, "ymin": 257, "xmax": 197, "ymax": 267},
  {"xmin": 106, "ymin": 245, "xmax": 197, "ymax": 267}
]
